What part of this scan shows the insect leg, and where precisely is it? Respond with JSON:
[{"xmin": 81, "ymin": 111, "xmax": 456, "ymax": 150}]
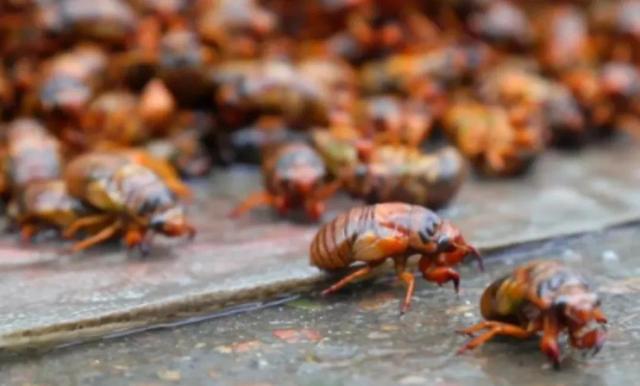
[
  {"xmin": 70, "ymin": 219, "xmax": 122, "ymax": 253},
  {"xmin": 228, "ymin": 191, "xmax": 274, "ymax": 218},
  {"xmin": 63, "ymin": 213, "xmax": 113, "ymax": 238},
  {"xmin": 165, "ymin": 179, "xmax": 192, "ymax": 200},
  {"xmin": 394, "ymin": 256, "xmax": 415, "ymax": 314},
  {"xmin": 421, "ymin": 260, "xmax": 460, "ymax": 293},
  {"xmin": 457, "ymin": 321, "xmax": 534, "ymax": 354},
  {"xmin": 321, "ymin": 261, "xmax": 384, "ymax": 297},
  {"xmin": 19, "ymin": 223, "xmax": 39, "ymax": 243},
  {"xmin": 540, "ymin": 312, "xmax": 562, "ymax": 369}
]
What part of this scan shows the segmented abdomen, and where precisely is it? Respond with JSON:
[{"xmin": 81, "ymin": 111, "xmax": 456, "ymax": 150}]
[{"xmin": 309, "ymin": 205, "xmax": 377, "ymax": 270}]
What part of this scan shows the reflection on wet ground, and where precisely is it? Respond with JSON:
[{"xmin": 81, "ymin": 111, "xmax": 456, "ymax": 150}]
[{"xmin": 3, "ymin": 225, "xmax": 640, "ymax": 386}]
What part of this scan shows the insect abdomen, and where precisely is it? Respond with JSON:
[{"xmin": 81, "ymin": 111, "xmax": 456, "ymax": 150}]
[{"xmin": 310, "ymin": 206, "xmax": 374, "ymax": 270}]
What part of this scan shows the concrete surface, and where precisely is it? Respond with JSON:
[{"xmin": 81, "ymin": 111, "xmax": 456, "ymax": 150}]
[
  {"xmin": 2, "ymin": 140, "xmax": 640, "ymax": 350},
  {"xmin": 2, "ymin": 225, "xmax": 639, "ymax": 386}
]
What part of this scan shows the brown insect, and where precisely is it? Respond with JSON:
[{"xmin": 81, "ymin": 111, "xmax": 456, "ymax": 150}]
[
  {"xmin": 444, "ymin": 101, "xmax": 543, "ymax": 176},
  {"xmin": 536, "ymin": 4, "xmax": 593, "ymax": 72},
  {"xmin": 1, "ymin": 118, "xmax": 63, "ymax": 196},
  {"xmin": 37, "ymin": 45, "xmax": 108, "ymax": 117},
  {"xmin": 63, "ymin": 152, "xmax": 195, "ymax": 253},
  {"xmin": 7, "ymin": 179, "xmax": 90, "ymax": 242},
  {"xmin": 230, "ymin": 143, "xmax": 339, "ymax": 221},
  {"xmin": 38, "ymin": 0, "xmax": 137, "ymax": 47},
  {"xmin": 80, "ymin": 91, "xmax": 148, "ymax": 148},
  {"xmin": 458, "ymin": 260, "xmax": 607, "ymax": 368},
  {"xmin": 345, "ymin": 146, "xmax": 466, "ymax": 209},
  {"xmin": 310, "ymin": 203, "xmax": 482, "ymax": 313},
  {"xmin": 356, "ymin": 95, "xmax": 434, "ymax": 148}
]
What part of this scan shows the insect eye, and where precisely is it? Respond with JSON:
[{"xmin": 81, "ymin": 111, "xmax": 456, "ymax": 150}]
[{"xmin": 437, "ymin": 235, "xmax": 454, "ymax": 252}]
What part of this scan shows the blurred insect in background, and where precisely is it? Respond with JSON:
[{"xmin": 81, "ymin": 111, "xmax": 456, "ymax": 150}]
[
  {"xmin": 230, "ymin": 143, "xmax": 340, "ymax": 221},
  {"xmin": 63, "ymin": 152, "xmax": 195, "ymax": 253}
]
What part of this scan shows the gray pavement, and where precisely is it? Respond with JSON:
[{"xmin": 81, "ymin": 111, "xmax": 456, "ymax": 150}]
[
  {"xmin": 1, "ymin": 139, "xmax": 640, "ymax": 385},
  {"xmin": 2, "ymin": 226, "xmax": 639, "ymax": 386},
  {"xmin": 2, "ymin": 140, "xmax": 640, "ymax": 350}
]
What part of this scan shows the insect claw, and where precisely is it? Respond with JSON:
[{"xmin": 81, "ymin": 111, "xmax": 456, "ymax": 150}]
[{"xmin": 470, "ymin": 246, "xmax": 484, "ymax": 272}]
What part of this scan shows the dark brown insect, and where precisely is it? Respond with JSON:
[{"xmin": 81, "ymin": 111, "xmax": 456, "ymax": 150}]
[
  {"xmin": 64, "ymin": 152, "xmax": 195, "ymax": 253},
  {"xmin": 1, "ymin": 118, "xmax": 63, "ymax": 196},
  {"xmin": 213, "ymin": 60, "xmax": 330, "ymax": 130},
  {"xmin": 7, "ymin": 179, "xmax": 90, "ymax": 242},
  {"xmin": 310, "ymin": 203, "xmax": 482, "ymax": 313},
  {"xmin": 313, "ymin": 129, "xmax": 466, "ymax": 209},
  {"xmin": 458, "ymin": 260, "xmax": 607, "ymax": 368},
  {"xmin": 230, "ymin": 142, "xmax": 339, "ymax": 221},
  {"xmin": 158, "ymin": 27, "xmax": 215, "ymax": 107},
  {"xmin": 346, "ymin": 146, "xmax": 466, "ymax": 209}
]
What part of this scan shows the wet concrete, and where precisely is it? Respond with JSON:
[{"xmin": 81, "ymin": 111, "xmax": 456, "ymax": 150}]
[
  {"xmin": 2, "ymin": 225, "xmax": 639, "ymax": 386},
  {"xmin": 2, "ymin": 140, "xmax": 640, "ymax": 349}
]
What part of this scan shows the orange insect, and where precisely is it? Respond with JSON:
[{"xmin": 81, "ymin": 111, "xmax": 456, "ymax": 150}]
[
  {"xmin": 63, "ymin": 152, "xmax": 195, "ymax": 254},
  {"xmin": 444, "ymin": 101, "xmax": 543, "ymax": 176},
  {"xmin": 230, "ymin": 143, "xmax": 339, "ymax": 221},
  {"xmin": 310, "ymin": 203, "xmax": 481, "ymax": 313},
  {"xmin": 458, "ymin": 260, "xmax": 607, "ymax": 368}
]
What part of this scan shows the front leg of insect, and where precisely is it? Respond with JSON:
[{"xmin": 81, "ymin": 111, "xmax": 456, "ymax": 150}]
[
  {"xmin": 457, "ymin": 321, "xmax": 536, "ymax": 354},
  {"xmin": 540, "ymin": 312, "xmax": 562, "ymax": 368},
  {"xmin": 419, "ymin": 256, "xmax": 461, "ymax": 293}
]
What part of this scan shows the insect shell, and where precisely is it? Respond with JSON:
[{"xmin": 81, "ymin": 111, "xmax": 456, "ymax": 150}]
[
  {"xmin": 64, "ymin": 152, "xmax": 195, "ymax": 253},
  {"xmin": 230, "ymin": 142, "xmax": 338, "ymax": 221},
  {"xmin": 2, "ymin": 118, "xmax": 63, "ymax": 195},
  {"xmin": 458, "ymin": 260, "xmax": 607, "ymax": 367},
  {"xmin": 7, "ymin": 179, "xmax": 91, "ymax": 242},
  {"xmin": 348, "ymin": 145, "xmax": 466, "ymax": 209},
  {"xmin": 310, "ymin": 203, "xmax": 482, "ymax": 313}
]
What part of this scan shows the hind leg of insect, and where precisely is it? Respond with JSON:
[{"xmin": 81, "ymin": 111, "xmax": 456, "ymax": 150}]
[
  {"xmin": 70, "ymin": 219, "xmax": 123, "ymax": 253},
  {"xmin": 419, "ymin": 256, "xmax": 460, "ymax": 293},
  {"xmin": 393, "ymin": 256, "xmax": 415, "ymax": 314},
  {"xmin": 63, "ymin": 213, "xmax": 114, "ymax": 238},
  {"xmin": 228, "ymin": 191, "xmax": 275, "ymax": 218},
  {"xmin": 456, "ymin": 321, "xmax": 535, "ymax": 354},
  {"xmin": 321, "ymin": 260, "xmax": 385, "ymax": 297}
]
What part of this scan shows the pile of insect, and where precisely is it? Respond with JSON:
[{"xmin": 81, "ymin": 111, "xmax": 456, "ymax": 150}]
[{"xmin": 2, "ymin": 0, "xmax": 640, "ymax": 385}]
